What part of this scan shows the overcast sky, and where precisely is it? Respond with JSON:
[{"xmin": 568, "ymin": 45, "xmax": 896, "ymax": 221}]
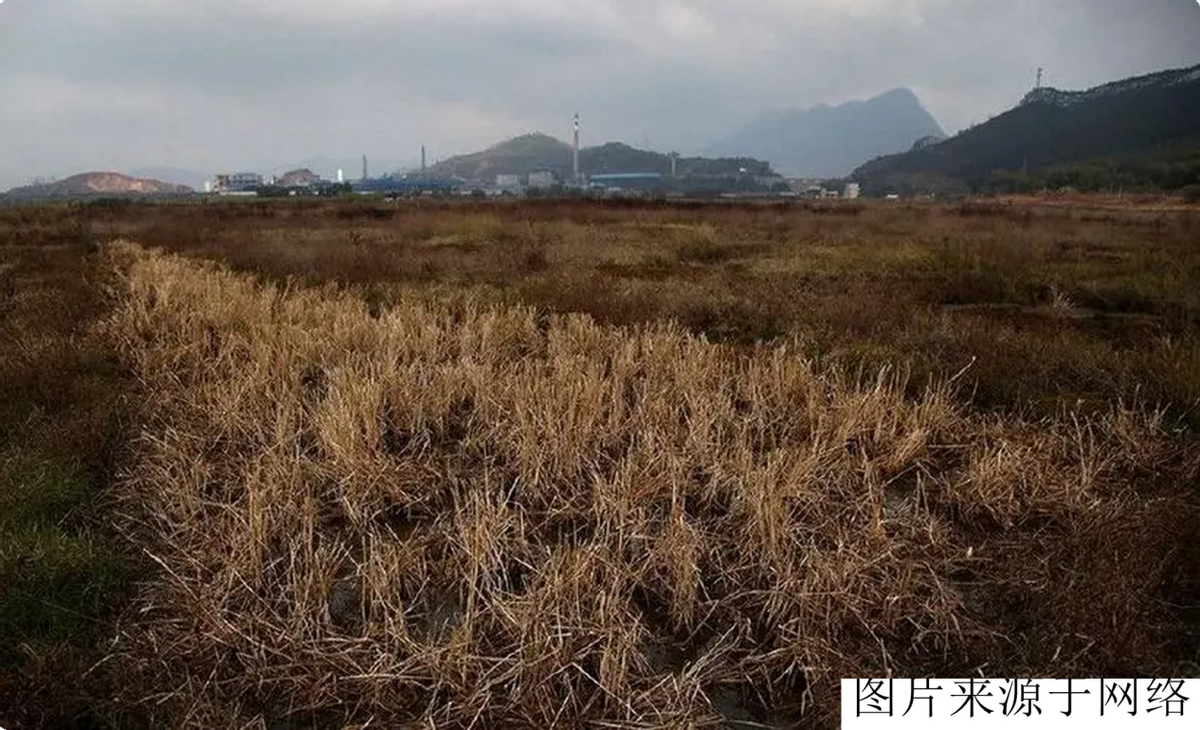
[{"xmin": 2, "ymin": 0, "xmax": 1199, "ymax": 188}]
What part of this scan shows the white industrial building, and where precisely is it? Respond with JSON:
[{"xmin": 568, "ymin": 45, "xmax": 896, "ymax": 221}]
[{"xmin": 527, "ymin": 171, "xmax": 555, "ymax": 188}]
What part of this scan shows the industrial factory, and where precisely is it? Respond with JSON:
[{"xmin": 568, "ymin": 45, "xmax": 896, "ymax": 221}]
[{"xmin": 203, "ymin": 114, "xmax": 834, "ymax": 200}]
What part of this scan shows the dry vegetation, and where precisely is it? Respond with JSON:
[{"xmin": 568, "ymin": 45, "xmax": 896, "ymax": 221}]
[
  {"xmin": 39, "ymin": 197, "xmax": 1200, "ymax": 425},
  {"xmin": 2, "ymin": 198, "xmax": 1198, "ymax": 727}
]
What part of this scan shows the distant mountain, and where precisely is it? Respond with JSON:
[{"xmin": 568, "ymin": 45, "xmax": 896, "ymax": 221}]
[
  {"xmin": 705, "ymin": 88, "xmax": 945, "ymax": 178},
  {"xmin": 427, "ymin": 133, "xmax": 775, "ymax": 182},
  {"xmin": 428, "ymin": 133, "xmax": 572, "ymax": 180},
  {"xmin": 852, "ymin": 63, "xmax": 1200, "ymax": 195},
  {"xmin": 2, "ymin": 172, "xmax": 193, "ymax": 201},
  {"xmin": 127, "ymin": 166, "xmax": 210, "ymax": 191}
]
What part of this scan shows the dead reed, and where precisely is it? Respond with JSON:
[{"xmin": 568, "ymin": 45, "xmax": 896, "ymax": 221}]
[{"xmin": 99, "ymin": 241, "xmax": 1197, "ymax": 727}]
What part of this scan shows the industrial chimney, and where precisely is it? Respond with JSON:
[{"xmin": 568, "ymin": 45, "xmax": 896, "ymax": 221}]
[
  {"xmin": 573, "ymin": 113, "xmax": 580, "ymax": 185},
  {"xmin": 421, "ymin": 145, "xmax": 427, "ymax": 173},
  {"xmin": 362, "ymin": 155, "xmax": 368, "ymax": 181}
]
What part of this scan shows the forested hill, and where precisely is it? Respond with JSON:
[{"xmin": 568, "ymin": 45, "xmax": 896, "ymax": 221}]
[
  {"xmin": 428, "ymin": 134, "xmax": 775, "ymax": 181},
  {"xmin": 852, "ymin": 64, "xmax": 1200, "ymax": 195}
]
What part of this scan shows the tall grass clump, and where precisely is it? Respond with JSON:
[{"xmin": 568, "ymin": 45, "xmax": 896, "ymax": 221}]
[{"xmin": 98, "ymin": 241, "xmax": 1198, "ymax": 727}]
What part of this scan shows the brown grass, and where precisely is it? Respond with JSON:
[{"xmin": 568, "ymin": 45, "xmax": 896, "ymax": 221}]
[
  {"xmin": 95, "ymin": 240, "xmax": 1198, "ymax": 728},
  {"xmin": 11, "ymin": 198, "xmax": 1193, "ymax": 427}
]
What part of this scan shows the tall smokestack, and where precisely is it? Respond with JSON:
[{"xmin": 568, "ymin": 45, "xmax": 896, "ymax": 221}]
[
  {"xmin": 362, "ymin": 155, "xmax": 368, "ymax": 181},
  {"xmin": 573, "ymin": 113, "xmax": 580, "ymax": 184},
  {"xmin": 421, "ymin": 145, "xmax": 426, "ymax": 172}
]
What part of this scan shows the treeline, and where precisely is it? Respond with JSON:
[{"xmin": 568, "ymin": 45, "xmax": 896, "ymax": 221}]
[
  {"xmin": 984, "ymin": 146, "xmax": 1200, "ymax": 196},
  {"xmin": 581, "ymin": 143, "xmax": 775, "ymax": 178}
]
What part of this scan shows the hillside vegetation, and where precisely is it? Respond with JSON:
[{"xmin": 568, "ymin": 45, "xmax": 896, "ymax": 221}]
[
  {"xmin": 428, "ymin": 134, "xmax": 774, "ymax": 181},
  {"xmin": 854, "ymin": 63, "xmax": 1200, "ymax": 195}
]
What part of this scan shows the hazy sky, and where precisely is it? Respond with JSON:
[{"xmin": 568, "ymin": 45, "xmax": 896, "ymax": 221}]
[{"xmin": 2, "ymin": 0, "xmax": 1199, "ymax": 187}]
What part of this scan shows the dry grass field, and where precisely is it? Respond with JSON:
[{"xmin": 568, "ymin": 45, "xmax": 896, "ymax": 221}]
[{"xmin": 2, "ymin": 198, "xmax": 1198, "ymax": 727}]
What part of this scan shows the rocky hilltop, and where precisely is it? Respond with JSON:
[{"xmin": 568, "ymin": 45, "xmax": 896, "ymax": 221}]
[{"xmin": 2, "ymin": 172, "xmax": 193, "ymax": 201}]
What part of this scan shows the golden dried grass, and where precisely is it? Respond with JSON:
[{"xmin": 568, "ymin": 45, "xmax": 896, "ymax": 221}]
[{"xmin": 98, "ymin": 241, "xmax": 1197, "ymax": 728}]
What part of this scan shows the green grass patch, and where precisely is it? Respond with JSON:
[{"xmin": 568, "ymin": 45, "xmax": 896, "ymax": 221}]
[{"xmin": 0, "ymin": 454, "xmax": 125, "ymax": 667}]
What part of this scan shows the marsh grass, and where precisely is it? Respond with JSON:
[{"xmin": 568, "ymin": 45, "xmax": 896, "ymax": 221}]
[
  {"xmin": 37, "ymin": 198, "xmax": 1191, "ymax": 427},
  {"xmin": 4, "ymin": 198, "xmax": 1199, "ymax": 726},
  {"xmin": 96, "ymin": 241, "xmax": 1198, "ymax": 727}
]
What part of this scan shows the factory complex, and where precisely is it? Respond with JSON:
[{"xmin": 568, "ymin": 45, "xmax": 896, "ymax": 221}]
[{"xmin": 204, "ymin": 117, "xmax": 859, "ymax": 200}]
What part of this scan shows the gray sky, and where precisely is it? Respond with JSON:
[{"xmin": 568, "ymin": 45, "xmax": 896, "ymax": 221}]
[{"xmin": 2, "ymin": 0, "xmax": 1199, "ymax": 188}]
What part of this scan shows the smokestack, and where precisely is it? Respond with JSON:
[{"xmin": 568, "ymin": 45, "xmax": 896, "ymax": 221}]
[
  {"xmin": 573, "ymin": 113, "xmax": 580, "ymax": 184},
  {"xmin": 421, "ymin": 145, "xmax": 426, "ymax": 173},
  {"xmin": 362, "ymin": 155, "xmax": 368, "ymax": 181}
]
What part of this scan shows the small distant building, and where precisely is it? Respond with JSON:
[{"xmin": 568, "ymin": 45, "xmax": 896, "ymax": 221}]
[
  {"xmin": 527, "ymin": 170, "xmax": 555, "ymax": 188},
  {"xmin": 843, "ymin": 182, "xmax": 861, "ymax": 200},
  {"xmin": 211, "ymin": 172, "xmax": 263, "ymax": 194},
  {"xmin": 496, "ymin": 174, "xmax": 521, "ymax": 190}
]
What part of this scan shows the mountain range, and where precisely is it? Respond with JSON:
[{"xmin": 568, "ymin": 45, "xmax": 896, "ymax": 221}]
[
  {"xmin": 704, "ymin": 88, "xmax": 945, "ymax": 178},
  {"xmin": 9, "ymin": 62, "xmax": 1198, "ymax": 201},
  {"xmin": 852, "ymin": 63, "xmax": 1200, "ymax": 195}
]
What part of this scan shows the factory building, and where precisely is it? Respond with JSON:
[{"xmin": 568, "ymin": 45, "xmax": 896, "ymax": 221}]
[
  {"xmin": 527, "ymin": 171, "xmax": 555, "ymax": 188},
  {"xmin": 211, "ymin": 172, "xmax": 263, "ymax": 193}
]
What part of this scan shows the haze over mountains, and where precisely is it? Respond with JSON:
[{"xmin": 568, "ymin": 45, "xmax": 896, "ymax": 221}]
[
  {"xmin": 705, "ymin": 89, "xmax": 945, "ymax": 178},
  {"xmin": 853, "ymin": 62, "xmax": 1200, "ymax": 195},
  {"xmin": 426, "ymin": 88, "xmax": 946, "ymax": 182}
]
